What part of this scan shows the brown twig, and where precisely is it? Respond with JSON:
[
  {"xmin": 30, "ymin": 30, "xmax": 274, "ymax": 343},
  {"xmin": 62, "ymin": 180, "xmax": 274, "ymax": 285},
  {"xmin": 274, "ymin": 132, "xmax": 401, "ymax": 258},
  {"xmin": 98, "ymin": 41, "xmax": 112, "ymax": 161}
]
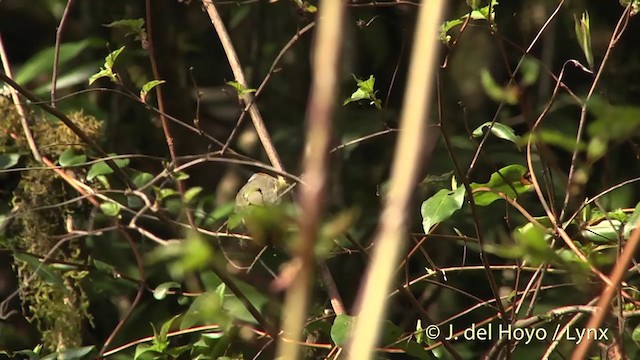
[
  {"xmin": 51, "ymin": 0, "xmax": 74, "ymax": 107},
  {"xmin": 0, "ymin": 34, "xmax": 42, "ymax": 162},
  {"xmin": 202, "ymin": 0, "xmax": 284, "ymax": 172},
  {"xmin": 222, "ymin": 22, "xmax": 316, "ymax": 153},
  {"xmin": 276, "ymin": 1, "xmax": 345, "ymax": 359}
]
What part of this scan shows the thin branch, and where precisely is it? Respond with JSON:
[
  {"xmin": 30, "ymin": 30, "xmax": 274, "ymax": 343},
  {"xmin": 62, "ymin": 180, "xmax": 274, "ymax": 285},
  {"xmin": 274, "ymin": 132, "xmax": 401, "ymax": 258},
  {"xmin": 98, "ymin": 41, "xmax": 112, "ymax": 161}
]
[
  {"xmin": 51, "ymin": 0, "xmax": 74, "ymax": 107},
  {"xmin": 0, "ymin": 34, "xmax": 42, "ymax": 162},
  {"xmin": 202, "ymin": 0, "xmax": 284, "ymax": 172},
  {"xmin": 560, "ymin": 5, "xmax": 632, "ymax": 221},
  {"xmin": 0, "ymin": 74, "xmax": 135, "ymax": 189},
  {"xmin": 222, "ymin": 21, "xmax": 316, "ymax": 153},
  {"xmin": 276, "ymin": 1, "xmax": 345, "ymax": 358}
]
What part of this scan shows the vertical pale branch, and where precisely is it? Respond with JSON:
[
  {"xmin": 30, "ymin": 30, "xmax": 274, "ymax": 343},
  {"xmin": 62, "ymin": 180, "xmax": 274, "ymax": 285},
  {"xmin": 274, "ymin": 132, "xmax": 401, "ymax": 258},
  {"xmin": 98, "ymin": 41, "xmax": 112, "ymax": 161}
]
[
  {"xmin": 346, "ymin": 1, "xmax": 447, "ymax": 359},
  {"xmin": 202, "ymin": 1, "xmax": 284, "ymax": 172},
  {"xmin": 275, "ymin": 1, "xmax": 345, "ymax": 359}
]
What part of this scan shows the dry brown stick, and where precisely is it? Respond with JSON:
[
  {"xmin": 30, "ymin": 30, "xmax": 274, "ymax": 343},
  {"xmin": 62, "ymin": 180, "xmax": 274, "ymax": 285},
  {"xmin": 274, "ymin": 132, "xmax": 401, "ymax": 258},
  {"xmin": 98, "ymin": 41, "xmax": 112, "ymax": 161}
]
[
  {"xmin": 202, "ymin": 0, "xmax": 283, "ymax": 172},
  {"xmin": 276, "ymin": 1, "xmax": 346, "ymax": 359},
  {"xmin": 346, "ymin": 1, "xmax": 447, "ymax": 359}
]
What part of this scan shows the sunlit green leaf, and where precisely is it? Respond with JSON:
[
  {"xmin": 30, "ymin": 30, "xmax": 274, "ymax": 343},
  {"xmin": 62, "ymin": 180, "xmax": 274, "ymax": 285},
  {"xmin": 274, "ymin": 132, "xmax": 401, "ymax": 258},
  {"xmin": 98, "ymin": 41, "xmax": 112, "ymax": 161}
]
[
  {"xmin": 480, "ymin": 69, "xmax": 518, "ymax": 104},
  {"xmin": 140, "ymin": 80, "xmax": 166, "ymax": 102},
  {"xmin": 104, "ymin": 18, "xmax": 145, "ymax": 38},
  {"xmin": 471, "ymin": 164, "xmax": 532, "ymax": 206},
  {"xmin": 58, "ymin": 148, "xmax": 87, "ymax": 167},
  {"xmin": 15, "ymin": 39, "xmax": 97, "ymax": 85},
  {"xmin": 421, "ymin": 186, "xmax": 466, "ymax": 233},
  {"xmin": 100, "ymin": 201, "xmax": 121, "ymax": 217},
  {"xmin": 0, "ymin": 153, "xmax": 20, "ymax": 169},
  {"xmin": 624, "ymin": 202, "xmax": 640, "ymax": 238},
  {"xmin": 57, "ymin": 346, "xmax": 96, "ymax": 360},
  {"xmin": 331, "ymin": 314, "xmax": 356, "ymax": 346},
  {"xmin": 520, "ymin": 56, "xmax": 540, "ymax": 86},
  {"xmin": 472, "ymin": 122, "xmax": 520, "ymax": 146},
  {"xmin": 86, "ymin": 156, "xmax": 129, "ymax": 180},
  {"xmin": 89, "ymin": 46, "xmax": 125, "ymax": 85},
  {"xmin": 226, "ymin": 80, "xmax": 256, "ymax": 95},
  {"xmin": 184, "ymin": 186, "xmax": 203, "ymax": 204},
  {"xmin": 574, "ymin": 11, "xmax": 593, "ymax": 69}
]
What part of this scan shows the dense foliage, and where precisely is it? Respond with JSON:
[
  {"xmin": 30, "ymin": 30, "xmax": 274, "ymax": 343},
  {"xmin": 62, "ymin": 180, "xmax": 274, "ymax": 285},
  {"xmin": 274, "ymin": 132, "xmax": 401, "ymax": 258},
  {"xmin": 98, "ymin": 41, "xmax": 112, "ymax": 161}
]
[{"xmin": 1, "ymin": 0, "xmax": 640, "ymax": 359}]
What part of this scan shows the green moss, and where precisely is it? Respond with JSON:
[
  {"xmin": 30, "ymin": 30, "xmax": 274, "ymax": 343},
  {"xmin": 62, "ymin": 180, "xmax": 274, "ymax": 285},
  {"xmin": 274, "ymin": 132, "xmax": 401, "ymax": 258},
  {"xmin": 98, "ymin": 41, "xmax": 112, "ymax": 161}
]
[{"xmin": 1, "ymin": 96, "xmax": 100, "ymax": 351}]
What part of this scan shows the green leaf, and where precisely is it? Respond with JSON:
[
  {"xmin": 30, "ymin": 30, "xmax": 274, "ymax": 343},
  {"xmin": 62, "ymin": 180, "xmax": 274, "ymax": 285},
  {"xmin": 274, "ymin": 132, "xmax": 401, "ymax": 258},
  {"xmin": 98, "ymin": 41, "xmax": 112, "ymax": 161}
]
[
  {"xmin": 222, "ymin": 280, "xmax": 268, "ymax": 325},
  {"xmin": 440, "ymin": 19, "xmax": 464, "ymax": 44},
  {"xmin": 14, "ymin": 253, "xmax": 65, "ymax": 287},
  {"xmin": 582, "ymin": 220, "xmax": 623, "ymax": 243},
  {"xmin": 0, "ymin": 153, "xmax": 20, "ymax": 169},
  {"xmin": 624, "ymin": 202, "xmax": 640, "ymax": 238},
  {"xmin": 89, "ymin": 46, "xmax": 125, "ymax": 85},
  {"xmin": 181, "ymin": 291, "xmax": 223, "ymax": 329},
  {"xmin": 523, "ymin": 129, "xmax": 587, "ymax": 153},
  {"xmin": 471, "ymin": 164, "xmax": 533, "ymax": 206},
  {"xmin": 471, "ymin": 122, "xmax": 520, "ymax": 146},
  {"xmin": 520, "ymin": 56, "xmax": 540, "ymax": 86},
  {"xmin": 140, "ymin": 80, "xmax": 166, "ymax": 102},
  {"xmin": 15, "ymin": 39, "xmax": 97, "ymax": 84},
  {"xmin": 158, "ymin": 315, "xmax": 180, "ymax": 344},
  {"xmin": 421, "ymin": 186, "xmax": 466, "ymax": 233},
  {"xmin": 480, "ymin": 68, "xmax": 518, "ymax": 104},
  {"xmin": 133, "ymin": 172, "xmax": 154, "ymax": 188},
  {"xmin": 100, "ymin": 201, "xmax": 121, "ymax": 217},
  {"xmin": 343, "ymin": 75, "xmax": 382, "ymax": 110},
  {"xmin": 226, "ymin": 80, "xmax": 256, "ymax": 95},
  {"xmin": 134, "ymin": 343, "xmax": 159, "ymax": 360},
  {"xmin": 574, "ymin": 11, "xmax": 593, "ymax": 69},
  {"xmin": 173, "ymin": 171, "xmax": 190, "ymax": 180},
  {"xmin": 57, "ymin": 346, "xmax": 96, "ymax": 360},
  {"xmin": 105, "ymin": 46, "xmax": 125, "ymax": 69},
  {"xmin": 331, "ymin": 314, "xmax": 356, "ymax": 346},
  {"xmin": 154, "ymin": 282, "xmax": 182, "ymax": 300},
  {"xmin": 104, "ymin": 18, "xmax": 145, "ymax": 38},
  {"xmin": 86, "ymin": 156, "xmax": 129, "ymax": 180},
  {"xmin": 440, "ymin": 0, "xmax": 498, "ymax": 44},
  {"xmin": 633, "ymin": 323, "xmax": 640, "ymax": 342},
  {"xmin": 58, "ymin": 148, "xmax": 87, "ymax": 167},
  {"xmin": 184, "ymin": 186, "xmax": 203, "ymax": 204}
]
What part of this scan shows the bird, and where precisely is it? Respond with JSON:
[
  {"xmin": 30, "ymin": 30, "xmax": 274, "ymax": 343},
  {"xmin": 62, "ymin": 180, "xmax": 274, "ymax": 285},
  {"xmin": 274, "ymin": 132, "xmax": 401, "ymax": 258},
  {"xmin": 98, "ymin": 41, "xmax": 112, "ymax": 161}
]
[{"xmin": 234, "ymin": 172, "xmax": 286, "ymax": 211}]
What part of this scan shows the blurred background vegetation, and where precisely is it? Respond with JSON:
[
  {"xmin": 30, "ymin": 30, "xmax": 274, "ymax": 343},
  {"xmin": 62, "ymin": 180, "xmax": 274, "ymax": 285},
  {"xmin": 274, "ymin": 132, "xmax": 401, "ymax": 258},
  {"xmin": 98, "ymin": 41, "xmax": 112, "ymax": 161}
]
[{"xmin": 1, "ymin": 0, "xmax": 640, "ymax": 359}]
